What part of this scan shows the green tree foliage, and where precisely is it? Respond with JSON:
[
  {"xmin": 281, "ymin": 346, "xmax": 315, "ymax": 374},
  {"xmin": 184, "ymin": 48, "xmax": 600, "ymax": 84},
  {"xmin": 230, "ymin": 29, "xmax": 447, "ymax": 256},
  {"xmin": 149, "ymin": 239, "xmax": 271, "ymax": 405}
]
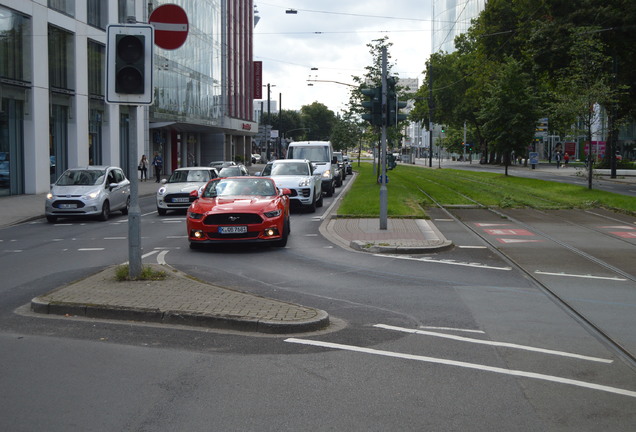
[{"xmin": 300, "ymin": 102, "xmax": 336, "ymax": 141}]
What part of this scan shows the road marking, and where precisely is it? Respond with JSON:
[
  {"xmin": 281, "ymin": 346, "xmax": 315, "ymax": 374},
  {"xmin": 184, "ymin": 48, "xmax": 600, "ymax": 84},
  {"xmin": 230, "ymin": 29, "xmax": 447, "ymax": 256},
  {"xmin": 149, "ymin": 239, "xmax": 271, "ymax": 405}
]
[
  {"xmin": 497, "ymin": 238, "xmax": 543, "ymax": 244},
  {"xmin": 457, "ymin": 245, "xmax": 487, "ymax": 249},
  {"xmin": 141, "ymin": 250, "xmax": 159, "ymax": 258},
  {"xmin": 285, "ymin": 338, "xmax": 636, "ymax": 399},
  {"xmin": 375, "ymin": 324, "xmax": 612, "ymax": 363},
  {"xmin": 419, "ymin": 326, "xmax": 485, "ymax": 334},
  {"xmin": 379, "ymin": 254, "xmax": 511, "ymax": 271},
  {"xmin": 104, "ymin": 237, "xmax": 126, "ymax": 240},
  {"xmin": 535, "ymin": 270, "xmax": 627, "ymax": 281},
  {"xmin": 305, "ymin": 234, "xmax": 319, "ymax": 236},
  {"xmin": 162, "ymin": 220, "xmax": 183, "ymax": 224},
  {"xmin": 166, "ymin": 235, "xmax": 187, "ymax": 239},
  {"xmin": 434, "ymin": 219, "xmax": 454, "ymax": 222},
  {"xmin": 77, "ymin": 248, "xmax": 104, "ymax": 251},
  {"xmin": 485, "ymin": 229, "xmax": 534, "ymax": 236},
  {"xmin": 157, "ymin": 250, "xmax": 168, "ymax": 265},
  {"xmin": 475, "ymin": 223, "xmax": 510, "ymax": 227}
]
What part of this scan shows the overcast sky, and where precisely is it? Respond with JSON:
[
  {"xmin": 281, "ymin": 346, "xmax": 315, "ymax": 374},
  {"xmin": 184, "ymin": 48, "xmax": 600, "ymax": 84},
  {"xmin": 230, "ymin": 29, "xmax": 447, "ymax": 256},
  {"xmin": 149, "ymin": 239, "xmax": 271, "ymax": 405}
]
[{"xmin": 253, "ymin": 1, "xmax": 433, "ymax": 114}]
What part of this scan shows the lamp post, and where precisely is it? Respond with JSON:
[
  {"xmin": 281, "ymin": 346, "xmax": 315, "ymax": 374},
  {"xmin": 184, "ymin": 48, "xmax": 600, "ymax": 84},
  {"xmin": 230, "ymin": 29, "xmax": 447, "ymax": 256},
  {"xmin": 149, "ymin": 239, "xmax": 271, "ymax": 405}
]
[{"xmin": 263, "ymin": 83, "xmax": 276, "ymax": 161}]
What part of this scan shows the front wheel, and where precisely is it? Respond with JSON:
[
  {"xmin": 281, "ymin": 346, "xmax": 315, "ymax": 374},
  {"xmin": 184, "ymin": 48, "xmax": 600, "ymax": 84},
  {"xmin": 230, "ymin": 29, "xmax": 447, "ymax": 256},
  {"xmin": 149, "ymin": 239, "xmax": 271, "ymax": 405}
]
[
  {"xmin": 316, "ymin": 192, "xmax": 323, "ymax": 208},
  {"xmin": 98, "ymin": 201, "xmax": 110, "ymax": 221},
  {"xmin": 157, "ymin": 207, "xmax": 167, "ymax": 216},
  {"xmin": 46, "ymin": 215, "xmax": 57, "ymax": 223},
  {"xmin": 121, "ymin": 197, "xmax": 130, "ymax": 215},
  {"xmin": 276, "ymin": 217, "xmax": 290, "ymax": 247}
]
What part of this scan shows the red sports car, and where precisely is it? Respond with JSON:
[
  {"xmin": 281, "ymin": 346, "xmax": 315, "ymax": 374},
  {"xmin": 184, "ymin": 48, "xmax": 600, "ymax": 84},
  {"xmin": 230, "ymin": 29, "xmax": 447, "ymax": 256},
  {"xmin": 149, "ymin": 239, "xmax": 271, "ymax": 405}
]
[{"xmin": 187, "ymin": 176, "xmax": 291, "ymax": 249}]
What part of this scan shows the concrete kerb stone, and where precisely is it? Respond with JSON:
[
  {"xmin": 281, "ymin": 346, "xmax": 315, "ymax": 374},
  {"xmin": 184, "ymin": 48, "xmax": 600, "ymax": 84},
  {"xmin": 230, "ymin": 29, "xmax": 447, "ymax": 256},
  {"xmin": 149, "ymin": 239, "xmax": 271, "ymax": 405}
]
[{"xmin": 349, "ymin": 239, "xmax": 453, "ymax": 254}]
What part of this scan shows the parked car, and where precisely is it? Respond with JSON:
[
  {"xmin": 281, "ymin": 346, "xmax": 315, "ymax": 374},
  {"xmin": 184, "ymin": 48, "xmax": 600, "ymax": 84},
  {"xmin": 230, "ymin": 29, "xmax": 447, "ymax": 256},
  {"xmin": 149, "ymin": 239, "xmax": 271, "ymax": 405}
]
[
  {"xmin": 259, "ymin": 159, "xmax": 323, "ymax": 212},
  {"xmin": 287, "ymin": 141, "xmax": 338, "ymax": 197},
  {"xmin": 187, "ymin": 176, "xmax": 291, "ymax": 249},
  {"xmin": 333, "ymin": 151, "xmax": 346, "ymax": 183},
  {"xmin": 251, "ymin": 154, "xmax": 262, "ymax": 164},
  {"xmin": 156, "ymin": 167, "xmax": 219, "ymax": 215},
  {"xmin": 45, "ymin": 166, "xmax": 130, "ymax": 222},
  {"xmin": 218, "ymin": 164, "xmax": 249, "ymax": 177}
]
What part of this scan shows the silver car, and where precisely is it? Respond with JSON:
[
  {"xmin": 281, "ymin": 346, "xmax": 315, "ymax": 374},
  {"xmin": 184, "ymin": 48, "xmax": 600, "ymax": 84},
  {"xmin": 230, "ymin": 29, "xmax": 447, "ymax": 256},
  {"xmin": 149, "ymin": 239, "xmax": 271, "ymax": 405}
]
[
  {"xmin": 156, "ymin": 167, "xmax": 219, "ymax": 215},
  {"xmin": 259, "ymin": 159, "xmax": 323, "ymax": 212},
  {"xmin": 45, "ymin": 166, "xmax": 130, "ymax": 222}
]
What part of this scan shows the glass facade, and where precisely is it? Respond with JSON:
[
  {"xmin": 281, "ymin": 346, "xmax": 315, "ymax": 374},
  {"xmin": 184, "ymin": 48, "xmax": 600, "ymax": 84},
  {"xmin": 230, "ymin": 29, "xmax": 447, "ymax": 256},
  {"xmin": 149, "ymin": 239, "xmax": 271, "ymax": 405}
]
[
  {"xmin": 87, "ymin": 0, "xmax": 107, "ymax": 29},
  {"xmin": 432, "ymin": 0, "xmax": 486, "ymax": 53},
  {"xmin": 48, "ymin": 25, "xmax": 74, "ymax": 91},
  {"xmin": 0, "ymin": 6, "xmax": 30, "ymax": 195},
  {"xmin": 151, "ymin": 0, "xmax": 223, "ymax": 126},
  {"xmin": 48, "ymin": 0, "xmax": 74, "ymax": 17}
]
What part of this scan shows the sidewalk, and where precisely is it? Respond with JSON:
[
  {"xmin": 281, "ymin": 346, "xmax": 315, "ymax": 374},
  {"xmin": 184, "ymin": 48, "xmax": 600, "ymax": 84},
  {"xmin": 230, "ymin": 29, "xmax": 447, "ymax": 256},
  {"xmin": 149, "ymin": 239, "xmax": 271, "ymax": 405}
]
[{"xmin": 3, "ymin": 174, "xmax": 447, "ymax": 333}]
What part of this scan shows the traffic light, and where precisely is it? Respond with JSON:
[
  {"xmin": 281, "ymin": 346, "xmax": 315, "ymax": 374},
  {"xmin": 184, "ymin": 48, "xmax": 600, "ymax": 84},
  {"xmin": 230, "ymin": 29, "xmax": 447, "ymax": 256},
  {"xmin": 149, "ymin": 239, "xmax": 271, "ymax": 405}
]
[
  {"xmin": 386, "ymin": 77, "xmax": 407, "ymax": 126},
  {"xmin": 361, "ymin": 86, "xmax": 382, "ymax": 127},
  {"xmin": 106, "ymin": 24, "xmax": 154, "ymax": 105}
]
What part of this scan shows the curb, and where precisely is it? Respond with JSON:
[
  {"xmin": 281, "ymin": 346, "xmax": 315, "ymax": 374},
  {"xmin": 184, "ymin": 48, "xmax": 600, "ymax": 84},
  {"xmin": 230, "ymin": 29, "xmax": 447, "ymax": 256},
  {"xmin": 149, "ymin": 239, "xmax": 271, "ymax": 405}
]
[{"xmin": 349, "ymin": 239, "xmax": 454, "ymax": 254}]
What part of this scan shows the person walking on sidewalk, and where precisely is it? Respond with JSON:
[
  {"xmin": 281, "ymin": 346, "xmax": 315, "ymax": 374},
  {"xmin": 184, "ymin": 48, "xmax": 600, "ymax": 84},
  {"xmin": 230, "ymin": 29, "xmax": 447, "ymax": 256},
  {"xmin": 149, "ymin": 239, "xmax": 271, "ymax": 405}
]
[
  {"xmin": 138, "ymin": 155, "xmax": 148, "ymax": 181},
  {"xmin": 152, "ymin": 151, "xmax": 163, "ymax": 183}
]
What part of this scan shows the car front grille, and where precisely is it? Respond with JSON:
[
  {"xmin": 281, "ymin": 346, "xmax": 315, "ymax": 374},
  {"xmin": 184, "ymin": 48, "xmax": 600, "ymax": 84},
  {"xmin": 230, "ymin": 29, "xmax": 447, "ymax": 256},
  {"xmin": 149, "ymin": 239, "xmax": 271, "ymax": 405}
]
[{"xmin": 203, "ymin": 213, "xmax": 263, "ymax": 225}]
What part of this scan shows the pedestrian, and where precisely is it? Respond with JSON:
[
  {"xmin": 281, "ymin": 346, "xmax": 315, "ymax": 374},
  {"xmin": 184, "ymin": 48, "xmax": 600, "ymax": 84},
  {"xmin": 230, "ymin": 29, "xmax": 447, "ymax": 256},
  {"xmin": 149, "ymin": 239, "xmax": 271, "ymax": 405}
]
[
  {"xmin": 555, "ymin": 151, "xmax": 562, "ymax": 168},
  {"xmin": 563, "ymin": 152, "xmax": 569, "ymax": 167},
  {"xmin": 138, "ymin": 155, "xmax": 148, "ymax": 181},
  {"xmin": 152, "ymin": 151, "xmax": 163, "ymax": 183}
]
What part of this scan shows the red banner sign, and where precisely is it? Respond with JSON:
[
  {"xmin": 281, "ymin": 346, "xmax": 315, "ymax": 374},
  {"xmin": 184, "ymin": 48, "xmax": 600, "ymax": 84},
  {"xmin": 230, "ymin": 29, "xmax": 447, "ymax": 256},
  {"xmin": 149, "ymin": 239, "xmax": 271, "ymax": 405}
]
[{"xmin": 253, "ymin": 61, "xmax": 262, "ymax": 99}]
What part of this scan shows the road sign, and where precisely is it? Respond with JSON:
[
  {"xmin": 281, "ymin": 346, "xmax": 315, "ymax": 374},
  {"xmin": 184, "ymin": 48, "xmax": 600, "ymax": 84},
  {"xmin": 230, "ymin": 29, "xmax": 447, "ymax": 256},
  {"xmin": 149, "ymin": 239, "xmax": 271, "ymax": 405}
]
[{"xmin": 149, "ymin": 4, "xmax": 189, "ymax": 50}]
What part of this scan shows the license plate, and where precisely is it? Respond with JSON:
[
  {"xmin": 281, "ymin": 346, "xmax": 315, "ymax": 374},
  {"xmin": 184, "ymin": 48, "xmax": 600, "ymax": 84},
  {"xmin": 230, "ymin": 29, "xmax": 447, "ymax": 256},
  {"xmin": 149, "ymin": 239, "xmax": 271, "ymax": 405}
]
[
  {"xmin": 219, "ymin": 226, "xmax": 247, "ymax": 234},
  {"xmin": 59, "ymin": 203, "xmax": 77, "ymax": 209},
  {"xmin": 172, "ymin": 197, "xmax": 190, "ymax": 203}
]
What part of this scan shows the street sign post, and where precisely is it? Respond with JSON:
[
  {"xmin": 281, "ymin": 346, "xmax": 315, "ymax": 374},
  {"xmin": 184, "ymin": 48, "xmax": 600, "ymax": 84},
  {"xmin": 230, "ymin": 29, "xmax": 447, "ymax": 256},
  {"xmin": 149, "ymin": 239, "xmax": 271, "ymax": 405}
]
[{"xmin": 149, "ymin": 4, "xmax": 189, "ymax": 50}]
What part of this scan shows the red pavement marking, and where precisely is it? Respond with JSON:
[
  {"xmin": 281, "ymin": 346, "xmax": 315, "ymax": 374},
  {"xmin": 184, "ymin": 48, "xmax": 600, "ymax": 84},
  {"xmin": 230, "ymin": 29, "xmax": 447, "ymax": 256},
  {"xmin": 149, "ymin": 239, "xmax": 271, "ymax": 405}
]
[
  {"xmin": 497, "ymin": 238, "xmax": 543, "ymax": 244},
  {"xmin": 610, "ymin": 232, "xmax": 636, "ymax": 239},
  {"xmin": 484, "ymin": 229, "xmax": 534, "ymax": 236}
]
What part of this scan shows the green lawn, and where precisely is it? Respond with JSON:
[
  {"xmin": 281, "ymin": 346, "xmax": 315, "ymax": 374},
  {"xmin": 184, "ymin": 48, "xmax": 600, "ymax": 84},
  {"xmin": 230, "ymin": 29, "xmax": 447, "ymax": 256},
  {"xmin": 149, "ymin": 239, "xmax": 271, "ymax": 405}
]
[{"xmin": 336, "ymin": 163, "xmax": 636, "ymax": 217}]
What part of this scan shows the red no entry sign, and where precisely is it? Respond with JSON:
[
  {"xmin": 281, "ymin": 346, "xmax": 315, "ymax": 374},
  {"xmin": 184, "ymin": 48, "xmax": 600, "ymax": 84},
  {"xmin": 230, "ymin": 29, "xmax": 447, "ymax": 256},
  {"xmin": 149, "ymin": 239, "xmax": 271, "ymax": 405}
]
[{"xmin": 149, "ymin": 4, "xmax": 189, "ymax": 50}]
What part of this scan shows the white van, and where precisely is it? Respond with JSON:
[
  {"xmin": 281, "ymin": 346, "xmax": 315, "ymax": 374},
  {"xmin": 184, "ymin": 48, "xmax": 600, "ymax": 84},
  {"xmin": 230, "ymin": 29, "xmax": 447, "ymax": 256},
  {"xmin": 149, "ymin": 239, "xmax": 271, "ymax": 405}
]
[{"xmin": 287, "ymin": 141, "xmax": 338, "ymax": 196}]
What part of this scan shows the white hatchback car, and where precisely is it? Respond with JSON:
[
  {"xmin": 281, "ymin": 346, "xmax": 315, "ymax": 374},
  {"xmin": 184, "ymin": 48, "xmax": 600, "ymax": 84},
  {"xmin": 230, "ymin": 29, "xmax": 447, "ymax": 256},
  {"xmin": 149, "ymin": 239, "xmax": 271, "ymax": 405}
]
[
  {"xmin": 45, "ymin": 166, "xmax": 130, "ymax": 222},
  {"xmin": 156, "ymin": 167, "xmax": 219, "ymax": 215},
  {"xmin": 259, "ymin": 159, "xmax": 323, "ymax": 212}
]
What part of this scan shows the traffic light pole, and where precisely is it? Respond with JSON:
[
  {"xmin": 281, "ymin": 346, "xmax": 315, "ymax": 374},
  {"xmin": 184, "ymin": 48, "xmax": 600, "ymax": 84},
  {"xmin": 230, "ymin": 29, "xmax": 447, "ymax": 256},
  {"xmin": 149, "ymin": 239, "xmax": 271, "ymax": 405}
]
[
  {"xmin": 128, "ymin": 106, "xmax": 142, "ymax": 278},
  {"xmin": 379, "ymin": 47, "xmax": 388, "ymax": 230}
]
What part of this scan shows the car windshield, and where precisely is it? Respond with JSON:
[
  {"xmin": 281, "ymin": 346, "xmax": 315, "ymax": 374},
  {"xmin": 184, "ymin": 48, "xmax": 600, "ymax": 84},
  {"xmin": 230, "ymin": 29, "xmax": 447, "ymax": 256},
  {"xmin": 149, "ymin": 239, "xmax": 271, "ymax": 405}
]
[
  {"xmin": 202, "ymin": 178, "xmax": 276, "ymax": 198},
  {"xmin": 168, "ymin": 169, "xmax": 213, "ymax": 183},
  {"xmin": 218, "ymin": 167, "xmax": 241, "ymax": 177},
  {"xmin": 263, "ymin": 162, "xmax": 309, "ymax": 176},
  {"xmin": 56, "ymin": 169, "xmax": 105, "ymax": 186},
  {"xmin": 287, "ymin": 146, "xmax": 329, "ymax": 162}
]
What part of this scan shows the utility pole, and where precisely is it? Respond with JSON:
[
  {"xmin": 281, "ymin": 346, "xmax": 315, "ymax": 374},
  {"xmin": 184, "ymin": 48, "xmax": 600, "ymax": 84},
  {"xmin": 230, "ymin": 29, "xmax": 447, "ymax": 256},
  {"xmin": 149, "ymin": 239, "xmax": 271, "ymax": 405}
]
[{"xmin": 379, "ymin": 47, "xmax": 388, "ymax": 230}]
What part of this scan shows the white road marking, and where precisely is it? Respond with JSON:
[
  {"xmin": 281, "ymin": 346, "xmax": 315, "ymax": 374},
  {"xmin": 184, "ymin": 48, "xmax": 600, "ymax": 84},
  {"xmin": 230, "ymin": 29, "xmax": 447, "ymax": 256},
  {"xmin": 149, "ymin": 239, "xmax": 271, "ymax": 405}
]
[
  {"xmin": 104, "ymin": 237, "xmax": 126, "ymax": 240},
  {"xmin": 375, "ymin": 324, "xmax": 612, "ymax": 363},
  {"xmin": 285, "ymin": 338, "xmax": 636, "ymax": 399},
  {"xmin": 535, "ymin": 270, "xmax": 627, "ymax": 281},
  {"xmin": 305, "ymin": 234, "xmax": 319, "ymax": 236},
  {"xmin": 166, "ymin": 235, "xmax": 187, "ymax": 239},
  {"xmin": 77, "ymin": 248, "xmax": 104, "ymax": 251},
  {"xmin": 157, "ymin": 250, "xmax": 169, "ymax": 265},
  {"xmin": 162, "ymin": 220, "xmax": 183, "ymax": 224},
  {"xmin": 457, "ymin": 245, "xmax": 487, "ymax": 249},
  {"xmin": 379, "ymin": 254, "xmax": 511, "ymax": 271},
  {"xmin": 419, "ymin": 326, "xmax": 485, "ymax": 334},
  {"xmin": 141, "ymin": 250, "xmax": 159, "ymax": 259}
]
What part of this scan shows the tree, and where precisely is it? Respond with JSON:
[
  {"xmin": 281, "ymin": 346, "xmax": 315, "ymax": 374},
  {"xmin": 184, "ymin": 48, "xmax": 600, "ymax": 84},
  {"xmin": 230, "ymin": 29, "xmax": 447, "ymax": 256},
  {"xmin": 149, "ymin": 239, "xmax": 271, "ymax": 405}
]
[
  {"xmin": 478, "ymin": 56, "xmax": 539, "ymax": 174},
  {"xmin": 300, "ymin": 102, "xmax": 336, "ymax": 141},
  {"xmin": 330, "ymin": 110, "xmax": 360, "ymax": 151}
]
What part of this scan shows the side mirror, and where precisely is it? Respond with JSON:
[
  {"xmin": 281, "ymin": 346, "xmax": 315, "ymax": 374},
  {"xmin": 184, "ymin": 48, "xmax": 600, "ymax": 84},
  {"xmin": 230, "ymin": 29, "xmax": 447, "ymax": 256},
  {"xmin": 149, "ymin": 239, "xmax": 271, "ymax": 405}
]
[
  {"xmin": 189, "ymin": 189, "xmax": 200, "ymax": 200},
  {"xmin": 281, "ymin": 188, "xmax": 292, "ymax": 196},
  {"xmin": 332, "ymin": 156, "xmax": 338, "ymax": 164},
  {"xmin": 160, "ymin": 179, "xmax": 167, "ymax": 184},
  {"xmin": 254, "ymin": 171, "xmax": 262, "ymax": 176}
]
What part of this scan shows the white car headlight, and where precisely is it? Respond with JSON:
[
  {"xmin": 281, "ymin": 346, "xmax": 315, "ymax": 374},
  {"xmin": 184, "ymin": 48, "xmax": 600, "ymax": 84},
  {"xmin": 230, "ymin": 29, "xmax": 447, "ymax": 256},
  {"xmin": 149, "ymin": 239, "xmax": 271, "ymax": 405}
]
[
  {"xmin": 158, "ymin": 186, "xmax": 167, "ymax": 195},
  {"xmin": 322, "ymin": 169, "xmax": 331, "ymax": 178},
  {"xmin": 82, "ymin": 191, "xmax": 100, "ymax": 200},
  {"xmin": 298, "ymin": 177, "xmax": 311, "ymax": 187}
]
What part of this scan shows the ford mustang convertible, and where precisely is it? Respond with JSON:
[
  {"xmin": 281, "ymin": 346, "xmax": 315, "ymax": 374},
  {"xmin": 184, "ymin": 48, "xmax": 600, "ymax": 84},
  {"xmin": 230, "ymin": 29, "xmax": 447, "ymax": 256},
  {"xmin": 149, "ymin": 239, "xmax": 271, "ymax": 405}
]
[{"xmin": 187, "ymin": 176, "xmax": 291, "ymax": 249}]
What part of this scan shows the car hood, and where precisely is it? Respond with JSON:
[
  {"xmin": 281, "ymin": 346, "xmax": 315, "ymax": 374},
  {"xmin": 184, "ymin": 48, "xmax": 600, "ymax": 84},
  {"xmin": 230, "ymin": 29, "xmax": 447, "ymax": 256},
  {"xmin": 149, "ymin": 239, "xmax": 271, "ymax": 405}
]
[
  {"xmin": 50, "ymin": 184, "xmax": 103, "ymax": 196},
  {"xmin": 161, "ymin": 182, "xmax": 206, "ymax": 194},
  {"xmin": 268, "ymin": 175, "xmax": 312, "ymax": 188},
  {"xmin": 191, "ymin": 196, "xmax": 279, "ymax": 213}
]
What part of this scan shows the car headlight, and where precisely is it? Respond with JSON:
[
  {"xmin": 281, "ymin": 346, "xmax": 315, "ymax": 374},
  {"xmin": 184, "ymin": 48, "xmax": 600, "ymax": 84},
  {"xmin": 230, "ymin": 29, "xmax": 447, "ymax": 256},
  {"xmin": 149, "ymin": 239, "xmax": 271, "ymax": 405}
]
[
  {"xmin": 46, "ymin": 192, "xmax": 53, "ymax": 200},
  {"xmin": 82, "ymin": 191, "xmax": 100, "ymax": 200},
  {"xmin": 322, "ymin": 169, "xmax": 331, "ymax": 178},
  {"xmin": 298, "ymin": 177, "xmax": 311, "ymax": 187},
  {"xmin": 188, "ymin": 212, "xmax": 204, "ymax": 220},
  {"xmin": 158, "ymin": 186, "xmax": 167, "ymax": 195},
  {"xmin": 264, "ymin": 209, "xmax": 282, "ymax": 218}
]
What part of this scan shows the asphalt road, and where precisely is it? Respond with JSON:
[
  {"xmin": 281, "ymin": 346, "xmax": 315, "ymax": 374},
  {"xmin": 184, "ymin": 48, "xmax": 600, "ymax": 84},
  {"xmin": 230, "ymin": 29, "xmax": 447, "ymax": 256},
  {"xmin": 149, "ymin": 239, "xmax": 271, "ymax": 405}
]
[{"xmin": 1, "ymin": 173, "xmax": 636, "ymax": 431}]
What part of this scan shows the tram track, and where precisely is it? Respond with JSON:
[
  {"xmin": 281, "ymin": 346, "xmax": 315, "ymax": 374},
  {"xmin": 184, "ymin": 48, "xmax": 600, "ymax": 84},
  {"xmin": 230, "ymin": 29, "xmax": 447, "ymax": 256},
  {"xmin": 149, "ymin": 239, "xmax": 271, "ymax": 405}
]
[{"xmin": 415, "ymin": 180, "xmax": 636, "ymax": 369}]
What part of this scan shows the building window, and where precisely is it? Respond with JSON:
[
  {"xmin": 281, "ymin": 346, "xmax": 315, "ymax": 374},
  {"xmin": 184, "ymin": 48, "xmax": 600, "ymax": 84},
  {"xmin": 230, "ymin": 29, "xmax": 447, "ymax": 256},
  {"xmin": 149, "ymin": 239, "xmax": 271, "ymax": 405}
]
[
  {"xmin": 48, "ymin": 0, "xmax": 75, "ymax": 17},
  {"xmin": 87, "ymin": 40, "xmax": 104, "ymax": 97},
  {"xmin": 87, "ymin": 0, "xmax": 107, "ymax": 29},
  {"xmin": 48, "ymin": 26, "xmax": 74, "ymax": 92},
  {"xmin": 0, "ymin": 7, "xmax": 32, "ymax": 83}
]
